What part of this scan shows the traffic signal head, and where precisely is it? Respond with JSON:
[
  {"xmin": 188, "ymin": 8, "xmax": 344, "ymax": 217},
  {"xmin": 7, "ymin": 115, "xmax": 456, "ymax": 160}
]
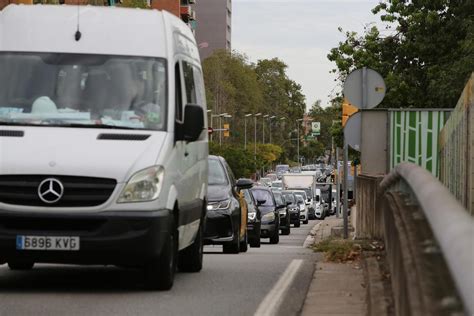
[{"xmin": 342, "ymin": 98, "xmax": 358, "ymax": 127}]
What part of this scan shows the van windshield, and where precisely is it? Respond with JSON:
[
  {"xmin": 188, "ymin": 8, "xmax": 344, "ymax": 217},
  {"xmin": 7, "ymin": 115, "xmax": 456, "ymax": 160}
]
[{"xmin": 0, "ymin": 53, "xmax": 167, "ymax": 130}]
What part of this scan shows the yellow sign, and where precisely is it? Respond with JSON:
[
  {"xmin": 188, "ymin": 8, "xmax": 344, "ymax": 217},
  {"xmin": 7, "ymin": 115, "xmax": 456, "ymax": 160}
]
[
  {"xmin": 223, "ymin": 124, "xmax": 230, "ymax": 137},
  {"xmin": 342, "ymin": 98, "xmax": 358, "ymax": 127}
]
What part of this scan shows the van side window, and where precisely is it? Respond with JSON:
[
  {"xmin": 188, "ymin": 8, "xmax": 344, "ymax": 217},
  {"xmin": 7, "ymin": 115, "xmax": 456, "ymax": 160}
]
[
  {"xmin": 193, "ymin": 67, "xmax": 206, "ymax": 107},
  {"xmin": 175, "ymin": 62, "xmax": 183, "ymax": 121},
  {"xmin": 183, "ymin": 61, "xmax": 197, "ymax": 105}
]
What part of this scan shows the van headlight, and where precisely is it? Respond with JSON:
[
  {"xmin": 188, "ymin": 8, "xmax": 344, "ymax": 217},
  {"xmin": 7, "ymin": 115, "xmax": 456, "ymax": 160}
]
[{"xmin": 118, "ymin": 166, "xmax": 164, "ymax": 203}]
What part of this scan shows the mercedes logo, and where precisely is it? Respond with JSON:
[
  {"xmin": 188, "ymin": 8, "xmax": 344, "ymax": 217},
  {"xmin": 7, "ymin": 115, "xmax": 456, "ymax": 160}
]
[{"xmin": 38, "ymin": 178, "xmax": 64, "ymax": 204}]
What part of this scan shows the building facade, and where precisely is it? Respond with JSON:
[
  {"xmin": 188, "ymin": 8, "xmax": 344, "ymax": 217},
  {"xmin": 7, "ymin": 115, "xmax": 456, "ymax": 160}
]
[
  {"xmin": 193, "ymin": 0, "xmax": 231, "ymax": 60},
  {"xmin": 0, "ymin": 0, "xmax": 196, "ymax": 32}
]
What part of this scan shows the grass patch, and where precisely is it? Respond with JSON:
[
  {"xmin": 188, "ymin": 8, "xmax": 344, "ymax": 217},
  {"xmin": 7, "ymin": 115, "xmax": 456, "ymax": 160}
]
[{"xmin": 313, "ymin": 238, "xmax": 362, "ymax": 263}]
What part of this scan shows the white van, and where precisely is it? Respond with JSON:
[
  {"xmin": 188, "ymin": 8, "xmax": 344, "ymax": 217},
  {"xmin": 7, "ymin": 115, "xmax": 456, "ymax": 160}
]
[{"xmin": 0, "ymin": 5, "xmax": 208, "ymax": 290}]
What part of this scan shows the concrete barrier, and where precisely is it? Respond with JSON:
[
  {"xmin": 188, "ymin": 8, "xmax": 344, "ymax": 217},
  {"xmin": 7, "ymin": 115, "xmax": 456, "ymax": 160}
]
[{"xmin": 355, "ymin": 174, "xmax": 385, "ymax": 239}]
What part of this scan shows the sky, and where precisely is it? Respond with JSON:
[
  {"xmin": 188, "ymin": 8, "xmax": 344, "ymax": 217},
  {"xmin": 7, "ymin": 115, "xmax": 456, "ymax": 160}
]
[{"xmin": 232, "ymin": 0, "xmax": 385, "ymax": 110}]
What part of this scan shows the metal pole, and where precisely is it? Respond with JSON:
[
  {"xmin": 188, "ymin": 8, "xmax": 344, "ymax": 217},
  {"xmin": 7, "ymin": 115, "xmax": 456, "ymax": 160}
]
[
  {"xmin": 244, "ymin": 118, "xmax": 247, "ymax": 150},
  {"xmin": 354, "ymin": 161, "xmax": 358, "ymax": 204},
  {"xmin": 269, "ymin": 120, "xmax": 272, "ymax": 144},
  {"xmin": 219, "ymin": 116, "xmax": 222, "ymax": 147},
  {"xmin": 343, "ymin": 142, "xmax": 349, "ymax": 239},
  {"xmin": 262, "ymin": 118, "xmax": 265, "ymax": 144},
  {"xmin": 210, "ymin": 116, "xmax": 214, "ymax": 142},
  {"xmin": 254, "ymin": 115, "xmax": 257, "ymax": 177},
  {"xmin": 297, "ymin": 122, "xmax": 300, "ymax": 167},
  {"xmin": 336, "ymin": 147, "xmax": 340, "ymax": 218}
]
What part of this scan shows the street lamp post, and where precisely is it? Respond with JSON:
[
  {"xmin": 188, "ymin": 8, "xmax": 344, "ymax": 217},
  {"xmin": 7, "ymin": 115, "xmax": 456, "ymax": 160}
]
[
  {"xmin": 269, "ymin": 115, "xmax": 276, "ymax": 144},
  {"xmin": 297, "ymin": 118, "xmax": 303, "ymax": 167},
  {"xmin": 254, "ymin": 113, "xmax": 262, "ymax": 177},
  {"xmin": 244, "ymin": 113, "xmax": 252, "ymax": 150},
  {"xmin": 262, "ymin": 114, "xmax": 269, "ymax": 144}
]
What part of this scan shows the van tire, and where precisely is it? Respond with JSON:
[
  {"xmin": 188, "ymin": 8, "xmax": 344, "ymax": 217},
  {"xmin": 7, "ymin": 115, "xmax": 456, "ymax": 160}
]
[
  {"xmin": 178, "ymin": 220, "xmax": 203, "ymax": 273},
  {"xmin": 270, "ymin": 231, "xmax": 279, "ymax": 244},
  {"xmin": 249, "ymin": 237, "xmax": 261, "ymax": 248},
  {"xmin": 294, "ymin": 221, "xmax": 300, "ymax": 228},
  {"xmin": 144, "ymin": 216, "xmax": 177, "ymax": 291}
]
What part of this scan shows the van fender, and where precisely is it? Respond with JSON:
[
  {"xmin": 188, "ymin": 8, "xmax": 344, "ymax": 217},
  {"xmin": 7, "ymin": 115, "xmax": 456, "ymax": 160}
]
[{"xmin": 166, "ymin": 185, "xmax": 178, "ymax": 211}]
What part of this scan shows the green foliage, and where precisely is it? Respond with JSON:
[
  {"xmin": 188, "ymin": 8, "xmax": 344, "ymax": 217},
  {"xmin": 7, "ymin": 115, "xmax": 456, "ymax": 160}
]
[
  {"xmin": 209, "ymin": 142, "xmax": 283, "ymax": 178},
  {"xmin": 313, "ymin": 238, "xmax": 361, "ymax": 262},
  {"xmin": 328, "ymin": 0, "xmax": 474, "ymax": 108},
  {"xmin": 203, "ymin": 51, "xmax": 307, "ymax": 165}
]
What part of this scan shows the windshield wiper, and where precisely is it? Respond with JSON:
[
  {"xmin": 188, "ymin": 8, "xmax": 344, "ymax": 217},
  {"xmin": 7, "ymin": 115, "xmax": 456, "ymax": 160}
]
[{"xmin": 51, "ymin": 123, "xmax": 141, "ymax": 130}]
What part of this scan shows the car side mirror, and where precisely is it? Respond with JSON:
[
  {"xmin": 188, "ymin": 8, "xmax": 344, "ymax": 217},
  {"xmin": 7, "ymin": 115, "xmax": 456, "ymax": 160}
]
[
  {"xmin": 181, "ymin": 104, "xmax": 204, "ymax": 142},
  {"xmin": 257, "ymin": 199, "xmax": 266, "ymax": 206},
  {"xmin": 236, "ymin": 178, "xmax": 254, "ymax": 190}
]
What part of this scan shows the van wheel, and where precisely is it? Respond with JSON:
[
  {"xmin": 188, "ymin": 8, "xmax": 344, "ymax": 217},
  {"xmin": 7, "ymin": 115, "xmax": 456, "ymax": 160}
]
[
  {"xmin": 282, "ymin": 227, "xmax": 291, "ymax": 235},
  {"xmin": 303, "ymin": 219, "xmax": 309, "ymax": 224},
  {"xmin": 239, "ymin": 231, "xmax": 248, "ymax": 253},
  {"xmin": 178, "ymin": 220, "xmax": 203, "ymax": 273},
  {"xmin": 294, "ymin": 221, "xmax": 301, "ymax": 228},
  {"xmin": 223, "ymin": 229, "xmax": 240, "ymax": 254},
  {"xmin": 8, "ymin": 262, "xmax": 34, "ymax": 270},
  {"xmin": 144, "ymin": 217, "xmax": 177, "ymax": 291},
  {"xmin": 249, "ymin": 237, "xmax": 261, "ymax": 248}
]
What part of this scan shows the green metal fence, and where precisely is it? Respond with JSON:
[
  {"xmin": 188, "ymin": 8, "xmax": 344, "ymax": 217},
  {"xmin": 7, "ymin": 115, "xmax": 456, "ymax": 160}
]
[{"xmin": 389, "ymin": 109, "xmax": 451, "ymax": 177}]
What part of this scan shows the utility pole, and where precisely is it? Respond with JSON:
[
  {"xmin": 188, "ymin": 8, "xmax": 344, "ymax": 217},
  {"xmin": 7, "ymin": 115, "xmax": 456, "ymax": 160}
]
[
  {"xmin": 244, "ymin": 113, "xmax": 252, "ymax": 150},
  {"xmin": 263, "ymin": 114, "xmax": 269, "ymax": 144},
  {"xmin": 254, "ymin": 113, "xmax": 262, "ymax": 178},
  {"xmin": 297, "ymin": 118, "xmax": 303, "ymax": 167},
  {"xmin": 336, "ymin": 147, "xmax": 340, "ymax": 218},
  {"xmin": 269, "ymin": 115, "xmax": 276, "ymax": 144}
]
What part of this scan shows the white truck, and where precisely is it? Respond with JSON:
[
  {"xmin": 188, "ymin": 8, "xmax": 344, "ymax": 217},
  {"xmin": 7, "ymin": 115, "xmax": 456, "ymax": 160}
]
[{"xmin": 281, "ymin": 174, "xmax": 325, "ymax": 219}]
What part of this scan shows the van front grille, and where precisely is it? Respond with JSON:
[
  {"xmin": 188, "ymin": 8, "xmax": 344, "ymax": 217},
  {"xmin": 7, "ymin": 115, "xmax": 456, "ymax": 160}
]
[{"xmin": 0, "ymin": 175, "xmax": 117, "ymax": 207}]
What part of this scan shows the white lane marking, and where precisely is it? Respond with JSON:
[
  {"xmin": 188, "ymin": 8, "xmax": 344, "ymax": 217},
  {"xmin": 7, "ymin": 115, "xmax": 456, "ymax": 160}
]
[
  {"xmin": 303, "ymin": 222, "xmax": 322, "ymax": 248},
  {"xmin": 254, "ymin": 259, "xmax": 304, "ymax": 316}
]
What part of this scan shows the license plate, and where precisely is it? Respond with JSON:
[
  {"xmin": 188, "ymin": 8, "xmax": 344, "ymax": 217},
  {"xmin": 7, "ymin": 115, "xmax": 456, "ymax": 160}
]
[{"xmin": 16, "ymin": 236, "xmax": 80, "ymax": 251}]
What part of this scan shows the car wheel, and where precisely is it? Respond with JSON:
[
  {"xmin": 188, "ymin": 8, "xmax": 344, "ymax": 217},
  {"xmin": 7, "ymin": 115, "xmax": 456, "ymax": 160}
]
[
  {"xmin": 178, "ymin": 219, "xmax": 204, "ymax": 273},
  {"xmin": 270, "ymin": 230, "xmax": 279, "ymax": 244},
  {"xmin": 281, "ymin": 226, "xmax": 290, "ymax": 235},
  {"xmin": 8, "ymin": 262, "xmax": 34, "ymax": 270},
  {"xmin": 294, "ymin": 220, "xmax": 301, "ymax": 228},
  {"xmin": 249, "ymin": 236, "xmax": 261, "ymax": 248},
  {"xmin": 303, "ymin": 219, "xmax": 309, "ymax": 224},
  {"xmin": 144, "ymin": 216, "xmax": 177, "ymax": 291},
  {"xmin": 239, "ymin": 231, "xmax": 248, "ymax": 253},
  {"xmin": 223, "ymin": 228, "xmax": 240, "ymax": 254}
]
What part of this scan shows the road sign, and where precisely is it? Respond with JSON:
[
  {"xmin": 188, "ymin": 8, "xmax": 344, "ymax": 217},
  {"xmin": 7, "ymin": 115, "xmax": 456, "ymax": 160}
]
[
  {"xmin": 223, "ymin": 124, "xmax": 230, "ymax": 137},
  {"xmin": 311, "ymin": 122, "xmax": 321, "ymax": 136},
  {"xmin": 343, "ymin": 112, "xmax": 361, "ymax": 151},
  {"xmin": 343, "ymin": 67, "xmax": 386, "ymax": 109}
]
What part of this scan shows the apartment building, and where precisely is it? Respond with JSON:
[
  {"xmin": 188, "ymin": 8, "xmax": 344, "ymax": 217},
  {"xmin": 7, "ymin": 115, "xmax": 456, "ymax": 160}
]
[{"xmin": 193, "ymin": 0, "xmax": 231, "ymax": 60}]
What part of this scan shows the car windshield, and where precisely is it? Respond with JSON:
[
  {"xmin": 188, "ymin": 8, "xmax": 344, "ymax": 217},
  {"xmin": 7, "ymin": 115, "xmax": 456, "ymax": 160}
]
[
  {"xmin": 251, "ymin": 189, "xmax": 274, "ymax": 207},
  {"xmin": 303, "ymin": 188, "xmax": 312, "ymax": 198},
  {"xmin": 208, "ymin": 159, "xmax": 228, "ymax": 185},
  {"xmin": 295, "ymin": 192, "xmax": 307, "ymax": 200},
  {"xmin": 0, "ymin": 52, "xmax": 167, "ymax": 130},
  {"xmin": 282, "ymin": 193, "xmax": 295, "ymax": 204},
  {"xmin": 273, "ymin": 193, "xmax": 284, "ymax": 206},
  {"xmin": 272, "ymin": 182, "xmax": 283, "ymax": 188},
  {"xmin": 296, "ymin": 195, "xmax": 304, "ymax": 204}
]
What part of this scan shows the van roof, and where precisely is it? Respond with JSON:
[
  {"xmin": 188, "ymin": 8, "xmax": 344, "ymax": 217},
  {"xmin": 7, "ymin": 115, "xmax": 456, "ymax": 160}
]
[{"xmin": 0, "ymin": 5, "xmax": 194, "ymax": 58}]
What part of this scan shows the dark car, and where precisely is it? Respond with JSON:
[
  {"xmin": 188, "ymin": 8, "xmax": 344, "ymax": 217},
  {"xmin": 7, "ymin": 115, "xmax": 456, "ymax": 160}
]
[
  {"xmin": 273, "ymin": 191, "xmax": 290, "ymax": 235},
  {"xmin": 242, "ymin": 187, "xmax": 261, "ymax": 248},
  {"xmin": 282, "ymin": 190, "xmax": 300, "ymax": 228},
  {"xmin": 204, "ymin": 156, "xmax": 249, "ymax": 254},
  {"xmin": 251, "ymin": 186, "xmax": 280, "ymax": 244}
]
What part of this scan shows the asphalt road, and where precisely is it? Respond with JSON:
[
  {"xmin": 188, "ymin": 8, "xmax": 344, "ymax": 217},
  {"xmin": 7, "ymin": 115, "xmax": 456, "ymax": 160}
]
[{"xmin": 0, "ymin": 221, "xmax": 320, "ymax": 316}]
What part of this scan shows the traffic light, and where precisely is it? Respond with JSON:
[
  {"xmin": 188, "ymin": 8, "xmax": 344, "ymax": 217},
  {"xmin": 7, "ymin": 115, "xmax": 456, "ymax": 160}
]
[
  {"xmin": 342, "ymin": 98, "xmax": 358, "ymax": 127},
  {"xmin": 223, "ymin": 124, "xmax": 230, "ymax": 137}
]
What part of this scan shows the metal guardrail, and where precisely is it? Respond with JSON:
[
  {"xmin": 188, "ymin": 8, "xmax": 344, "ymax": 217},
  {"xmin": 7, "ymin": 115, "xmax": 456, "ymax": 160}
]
[{"xmin": 381, "ymin": 162, "xmax": 474, "ymax": 315}]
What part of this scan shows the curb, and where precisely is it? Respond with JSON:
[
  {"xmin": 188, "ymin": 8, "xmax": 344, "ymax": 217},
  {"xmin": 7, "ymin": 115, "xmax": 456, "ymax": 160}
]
[
  {"xmin": 363, "ymin": 255, "xmax": 391, "ymax": 316},
  {"xmin": 303, "ymin": 222, "xmax": 322, "ymax": 248}
]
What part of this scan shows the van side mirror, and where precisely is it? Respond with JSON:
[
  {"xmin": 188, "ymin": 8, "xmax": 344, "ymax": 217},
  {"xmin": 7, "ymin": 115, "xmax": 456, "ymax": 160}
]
[{"xmin": 181, "ymin": 104, "xmax": 204, "ymax": 142}]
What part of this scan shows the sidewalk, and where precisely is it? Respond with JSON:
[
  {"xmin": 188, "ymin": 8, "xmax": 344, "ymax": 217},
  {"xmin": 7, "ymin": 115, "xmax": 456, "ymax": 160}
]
[{"xmin": 301, "ymin": 217, "xmax": 367, "ymax": 316}]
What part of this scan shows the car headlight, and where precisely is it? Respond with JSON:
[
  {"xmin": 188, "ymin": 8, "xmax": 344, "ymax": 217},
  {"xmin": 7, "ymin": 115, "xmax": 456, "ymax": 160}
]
[
  {"xmin": 262, "ymin": 212, "xmax": 275, "ymax": 221},
  {"xmin": 118, "ymin": 166, "xmax": 164, "ymax": 203},
  {"xmin": 248, "ymin": 212, "xmax": 257, "ymax": 221},
  {"xmin": 207, "ymin": 199, "xmax": 231, "ymax": 211}
]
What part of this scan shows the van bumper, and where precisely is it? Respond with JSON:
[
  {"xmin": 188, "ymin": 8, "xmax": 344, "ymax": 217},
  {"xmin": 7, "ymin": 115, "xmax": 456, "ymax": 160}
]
[{"xmin": 0, "ymin": 209, "xmax": 171, "ymax": 266}]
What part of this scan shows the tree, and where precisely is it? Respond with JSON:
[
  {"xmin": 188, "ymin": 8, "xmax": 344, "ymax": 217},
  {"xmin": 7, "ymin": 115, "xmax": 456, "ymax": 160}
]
[{"xmin": 328, "ymin": 0, "xmax": 474, "ymax": 108}]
